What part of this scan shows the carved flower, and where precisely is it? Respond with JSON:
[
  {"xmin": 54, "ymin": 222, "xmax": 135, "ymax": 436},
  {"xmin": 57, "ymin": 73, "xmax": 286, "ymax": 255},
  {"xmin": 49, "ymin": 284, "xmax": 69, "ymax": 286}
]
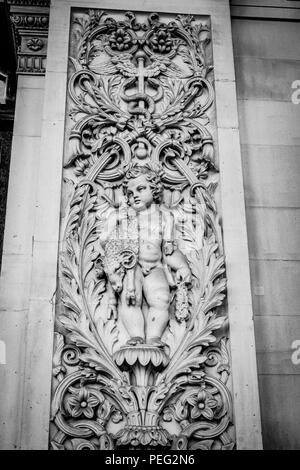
[
  {"xmin": 187, "ymin": 385, "xmax": 218, "ymax": 420},
  {"xmin": 65, "ymin": 387, "xmax": 99, "ymax": 419},
  {"xmin": 147, "ymin": 27, "xmax": 173, "ymax": 53},
  {"xmin": 27, "ymin": 38, "xmax": 44, "ymax": 52},
  {"xmin": 109, "ymin": 27, "xmax": 135, "ymax": 51}
]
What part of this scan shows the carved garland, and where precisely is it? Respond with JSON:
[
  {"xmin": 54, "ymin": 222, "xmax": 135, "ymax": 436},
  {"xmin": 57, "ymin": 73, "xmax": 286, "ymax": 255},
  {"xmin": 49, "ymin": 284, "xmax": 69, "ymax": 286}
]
[{"xmin": 50, "ymin": 10, "xmax": 235, "ymax": 451}]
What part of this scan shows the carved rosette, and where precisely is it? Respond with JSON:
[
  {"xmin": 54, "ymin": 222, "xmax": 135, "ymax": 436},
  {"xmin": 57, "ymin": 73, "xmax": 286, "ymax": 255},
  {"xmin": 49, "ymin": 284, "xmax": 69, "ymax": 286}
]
[
  {"xmin": 50, "ymin": 9, "xmax": 235, "ymax": 451},
  {"xmin": 7, "ymin": 0, "xmax": 50, "ymax": 75}
]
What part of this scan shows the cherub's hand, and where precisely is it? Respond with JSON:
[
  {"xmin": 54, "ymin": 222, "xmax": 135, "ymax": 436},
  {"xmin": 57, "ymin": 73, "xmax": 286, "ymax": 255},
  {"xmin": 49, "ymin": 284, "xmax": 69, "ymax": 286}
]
[
  {"xmin": 107, "ymin": 304, "xmax": 118, "ymax": 321},
  {"xmin": 175, "ymin": 266, "xmax": 191, "ymax": 285},
  {"xmin": 163, "ymin": 240, "xmax": 175, "ymax": 256}
]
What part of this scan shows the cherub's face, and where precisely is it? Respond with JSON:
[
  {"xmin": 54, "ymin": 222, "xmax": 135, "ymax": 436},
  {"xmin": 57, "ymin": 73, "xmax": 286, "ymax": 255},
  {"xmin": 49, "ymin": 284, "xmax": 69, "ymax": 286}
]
[{"xmin": 126, "ymin": 175, "xmax": 154, "ymax": 212}]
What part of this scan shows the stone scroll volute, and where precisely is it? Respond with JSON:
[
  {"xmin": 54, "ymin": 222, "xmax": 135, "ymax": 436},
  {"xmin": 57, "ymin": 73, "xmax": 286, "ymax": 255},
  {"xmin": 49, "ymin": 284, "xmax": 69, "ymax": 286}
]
[{"xmin": 50, "ymin": 9, "xmax": 235, "ymax": 451}]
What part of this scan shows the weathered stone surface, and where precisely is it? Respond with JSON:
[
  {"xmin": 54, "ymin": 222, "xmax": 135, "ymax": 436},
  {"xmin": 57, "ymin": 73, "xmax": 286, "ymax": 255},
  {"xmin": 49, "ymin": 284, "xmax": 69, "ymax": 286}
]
[
  {"xmin": 235, "ymin": 57, "xmax": 300, "ymax": 102},
  {"xmin": 237, "ymin": 100, "xmax": 300, "ymax": 146},
  {"xmin": 254, "ymin": 316, "xmax": 300, "ymax": 374},
  {"xmin": 233, "ymin": 13, "xmax": 300, "ymax": 451},
  {"xmin": 241, "ymin": 145, "xmax": 300, "ymax": 208},
  {"xmin": 258, "ymin": 375, "xmax": 300, "ymax": 450},
  {"xmin": 0, "ymin": 71, "xmax": 45, "ymax": 451},
  {"xmin": 13, "ymin": 87, "xmax": 44, "ymax": 137},
  {"xmin": 246, "ymin": 207, "xmax": 300, "ymax": 261},
  {"xmin": 232, "ymin": 19, "xmax": 300, "ymax": 60},
  {"xmin": 250, "ymin": 259, "xmax": 300, "ymax": 317}
]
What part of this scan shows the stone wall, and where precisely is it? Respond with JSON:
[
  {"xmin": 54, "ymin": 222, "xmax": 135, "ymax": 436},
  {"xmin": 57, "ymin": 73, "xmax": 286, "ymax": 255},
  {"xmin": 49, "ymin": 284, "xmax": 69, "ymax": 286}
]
[{"xmin": 232, "ymin": 16, "xmax": 300, "ymax": 449}]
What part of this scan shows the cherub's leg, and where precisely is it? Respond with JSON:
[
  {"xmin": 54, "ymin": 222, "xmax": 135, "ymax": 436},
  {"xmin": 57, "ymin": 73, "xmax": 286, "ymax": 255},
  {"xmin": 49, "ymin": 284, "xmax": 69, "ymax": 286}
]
[
  {"xmin": 119, "ymin": 267, "xmax": 145, "ymax": 343},
  {"xmin": 143, "ymin": 267, "xmax": 170, "ymax": 343}
]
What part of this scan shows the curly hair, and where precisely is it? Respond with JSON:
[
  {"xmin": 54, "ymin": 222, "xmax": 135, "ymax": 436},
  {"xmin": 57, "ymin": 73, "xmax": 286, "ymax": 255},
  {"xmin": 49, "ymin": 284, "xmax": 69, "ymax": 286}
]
[{"xmin": 123, "ymin": 164, "xmax": 163, "ymax": 204}]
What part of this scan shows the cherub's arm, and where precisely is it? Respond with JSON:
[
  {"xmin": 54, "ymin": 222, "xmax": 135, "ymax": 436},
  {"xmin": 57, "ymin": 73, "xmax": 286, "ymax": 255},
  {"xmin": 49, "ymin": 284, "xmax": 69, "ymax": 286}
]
[{"xmin": 164, "ymin": 249, "xmax": 191, "ymax": 285}]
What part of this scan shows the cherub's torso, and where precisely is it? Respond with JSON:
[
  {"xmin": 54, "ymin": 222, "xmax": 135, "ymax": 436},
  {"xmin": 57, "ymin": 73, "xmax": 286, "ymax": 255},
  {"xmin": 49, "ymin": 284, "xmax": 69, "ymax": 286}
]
[{"xmin": 116, "ymin": 204, "xmax": 172, "ymax": 268}]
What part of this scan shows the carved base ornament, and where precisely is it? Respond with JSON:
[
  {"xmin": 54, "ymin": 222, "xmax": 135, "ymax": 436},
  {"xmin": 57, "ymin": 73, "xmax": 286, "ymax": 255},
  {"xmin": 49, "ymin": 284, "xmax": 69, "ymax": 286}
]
[{"xmin": 50, "ymin": 9, "xmax": 235, "ymax": 451}]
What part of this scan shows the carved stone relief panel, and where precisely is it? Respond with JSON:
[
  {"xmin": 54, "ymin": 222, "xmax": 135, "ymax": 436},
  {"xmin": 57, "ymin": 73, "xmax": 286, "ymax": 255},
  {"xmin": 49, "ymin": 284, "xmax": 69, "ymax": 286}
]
[{"xmin": 50, "ymin": 8, "xmax": 235, "ymax": 451}]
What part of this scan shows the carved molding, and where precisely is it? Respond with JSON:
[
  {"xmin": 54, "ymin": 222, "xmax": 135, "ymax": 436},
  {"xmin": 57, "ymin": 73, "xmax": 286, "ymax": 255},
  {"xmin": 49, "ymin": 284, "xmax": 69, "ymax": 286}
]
[
  {"xmin": 7, "ymin": 0, "xmax": 50, "ymax": 6},
  {"xmin": 50, "ymin": 9, "xmax": 235, "ymax": 450},
  {"xmin": 8, "ymin": 0, "xmax": 49, "ymax": 75}
]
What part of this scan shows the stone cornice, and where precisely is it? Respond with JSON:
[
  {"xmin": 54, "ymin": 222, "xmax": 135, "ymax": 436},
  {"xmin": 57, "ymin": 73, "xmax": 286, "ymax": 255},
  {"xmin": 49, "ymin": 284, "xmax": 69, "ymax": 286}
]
[
  {"xmin": 7, "ymin": 0, "xmax": 50, "ymax": 75},
  {"xmin": 7, "ymin": 1, "xmax": 50, "ymax": 7}
]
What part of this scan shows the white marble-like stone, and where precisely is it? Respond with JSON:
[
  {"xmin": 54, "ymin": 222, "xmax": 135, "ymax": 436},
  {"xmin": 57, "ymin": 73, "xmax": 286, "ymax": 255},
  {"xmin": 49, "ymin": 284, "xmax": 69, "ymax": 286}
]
[
  {"xmin": 0, "ymin": 76, "xmax": 45, "ymax": 450},
  {"xmin": 42, "ymin": 72, "xmax": 68, "ymax": 123},
  {"xmin": 0, "ymin": 309, "xmax": 27, "ymax": 449},
  {"xmin": 218, "ymin": 127, "xmax": 262, "ymax": 449},
  {"xmin": 33, "ymin": 122, "xmax": 65, "ymax": 243},
  {"xmin": 13, "ymin": 87, "xmax": 45, "ymax": 137},
  {"xmin": 214, "ymin": 80, "xmax": 239, "ymax": 129},
  {"xmin": 3, "ymin": 136, "xmax": 40, "ymax": 256},
  {"xmin": 29, "ymin": 241, "xmax": 60, "ymax": 300},
  {"xmin": 0, "ymin": 254, "xmax": 32, "ymax": 311},
  {"xmin": 19, "ymin": 298, "xmax": 55, "ymax": 450}
]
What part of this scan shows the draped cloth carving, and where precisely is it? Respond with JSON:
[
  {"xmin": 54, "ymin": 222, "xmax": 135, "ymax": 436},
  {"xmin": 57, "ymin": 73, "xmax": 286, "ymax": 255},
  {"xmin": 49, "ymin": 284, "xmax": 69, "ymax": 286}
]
[{"xmin": 50, "ymin": 9, "xmax": 235, "ymax": 450}]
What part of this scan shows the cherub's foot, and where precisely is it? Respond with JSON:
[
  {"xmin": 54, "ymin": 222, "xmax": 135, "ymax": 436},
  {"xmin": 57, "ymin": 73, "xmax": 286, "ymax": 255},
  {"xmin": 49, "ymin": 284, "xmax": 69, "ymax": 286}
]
[
  {"xmin": 147, "ymin": 337, "xmax": 167, "ymax": 349},
  {"xmin": 126, "ymin": 336, "xmax": 145, "ymax": 346}
]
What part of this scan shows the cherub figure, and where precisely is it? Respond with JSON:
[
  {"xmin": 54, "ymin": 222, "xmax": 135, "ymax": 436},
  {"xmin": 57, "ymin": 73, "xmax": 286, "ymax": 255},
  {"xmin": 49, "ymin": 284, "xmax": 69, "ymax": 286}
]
[{"xmin": 98, "ymin": 164, "xmax": 191, "ymax": 348}]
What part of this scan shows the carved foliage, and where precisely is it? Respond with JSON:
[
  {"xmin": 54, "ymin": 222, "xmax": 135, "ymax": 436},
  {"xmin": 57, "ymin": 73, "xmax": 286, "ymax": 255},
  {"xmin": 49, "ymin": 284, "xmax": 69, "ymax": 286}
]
[{"xmin": 50, "ymin": 10, "xmax": 235, "ymax": 450}]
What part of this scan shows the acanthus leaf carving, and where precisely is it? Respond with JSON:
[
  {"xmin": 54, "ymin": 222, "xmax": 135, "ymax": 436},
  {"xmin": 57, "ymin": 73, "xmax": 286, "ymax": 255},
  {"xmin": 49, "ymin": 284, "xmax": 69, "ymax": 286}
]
[{"xmin": 50, "ymin": 9, "xmax": 235, "ymax": 451}]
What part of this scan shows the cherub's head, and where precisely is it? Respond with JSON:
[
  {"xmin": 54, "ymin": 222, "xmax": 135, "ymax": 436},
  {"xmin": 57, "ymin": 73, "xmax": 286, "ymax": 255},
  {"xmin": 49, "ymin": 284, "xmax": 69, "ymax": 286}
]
[{"xmin": 123, "ymin": 165, "xmax": 163, "ymax": 212}]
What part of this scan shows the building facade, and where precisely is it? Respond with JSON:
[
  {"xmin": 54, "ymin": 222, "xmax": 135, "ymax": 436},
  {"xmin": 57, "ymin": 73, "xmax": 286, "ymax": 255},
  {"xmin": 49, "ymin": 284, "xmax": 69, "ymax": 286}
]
[{"xmin": 0, "ymin": 0, "xmax": 299, "ymax": 450}]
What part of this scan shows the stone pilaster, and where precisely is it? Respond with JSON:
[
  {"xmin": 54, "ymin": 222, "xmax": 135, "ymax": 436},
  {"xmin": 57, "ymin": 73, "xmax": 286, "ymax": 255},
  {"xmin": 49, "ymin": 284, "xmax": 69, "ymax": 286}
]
[{"xmin": 0, "ymin": 0, "xmax": 50, "ymax": 450}]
